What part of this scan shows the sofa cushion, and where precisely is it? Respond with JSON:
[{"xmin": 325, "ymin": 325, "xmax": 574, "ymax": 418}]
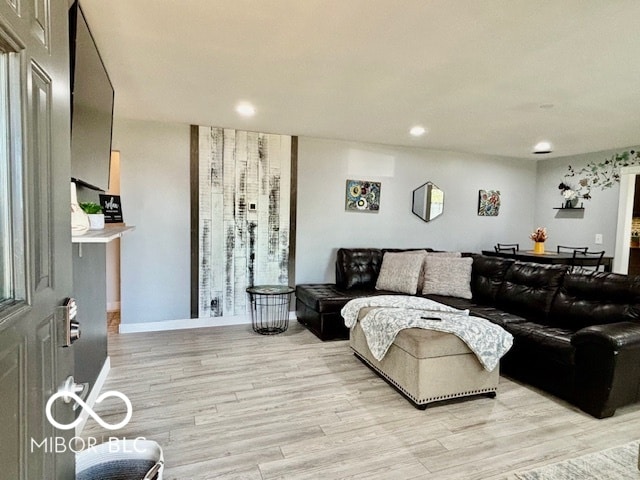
[
  {"xmin": 469, "ymin": 306, "xmax": 529, "ymax": 329},
  {"xmin": 548, "ymin": 270, "xmax": 640, "ymax": 330},
  {"xmin": 422, "ymin": 256, "xmax": 472, "ymax": 299},
  {"xmin": 505, "ymin": 322, "xmax": 575, "ymax": 366},
  {"xmin": 426, "ymin": 251, "xmax": 461, "ymax": 258},
  {"xmin": 470, "ymin": 255, "xmax": 515, "ymax": 304},
  {"xmin": 296, "ymin": 284, "xmax": 376, "ymax": 313},
  {"xmin": 375, "ymin": 251, "xmax": 427, "ymax": 294},
  {"xmin": 496, "ymin": 261, "xmax": 567, "ymax": 321},
  {"xmin": 421, "ymin": 294, "xmax": 474, "ymax": 311},
  {"xmin": 381, "ymin": 247, "xmax": 435, "ymax": 255},
  {"xmin": 336, "ymin": 248, "xmax": 383, "ymax": 290}
]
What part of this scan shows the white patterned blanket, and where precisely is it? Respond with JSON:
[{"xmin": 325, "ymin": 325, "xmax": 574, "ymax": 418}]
[{"xmin": 341, "ymin": 296, "xmax": 513, "ymax": 372}]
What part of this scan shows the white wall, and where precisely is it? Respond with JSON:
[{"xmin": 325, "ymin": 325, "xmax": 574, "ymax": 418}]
[
  {"xmin": 295, "ymin": 137, "xmax": 537, "ymax": 284},
  {"xmin": 111, "ymin": 119, "xmax": 636, "ymax": 328},
  {"xmin": 111, "ymin": 118, "xmax": 191, "ymax": 324},
  {"xmin": 534, "ymin": 145, "xmax": 640, "ymax": 255}
]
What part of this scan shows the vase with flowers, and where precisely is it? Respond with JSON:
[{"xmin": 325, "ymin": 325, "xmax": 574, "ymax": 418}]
[
  {"xmin": 530, "ymin": 227, "xmax": 548, "ymax": 254},
  {"xmin": 558, "ymin": 182, "xmax": 585, "ymax": 208}
]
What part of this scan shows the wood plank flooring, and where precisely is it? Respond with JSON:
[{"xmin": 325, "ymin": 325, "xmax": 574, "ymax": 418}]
[{"xmin": 80, "ymin": 322, "xmax": 640, "ymax": 479}]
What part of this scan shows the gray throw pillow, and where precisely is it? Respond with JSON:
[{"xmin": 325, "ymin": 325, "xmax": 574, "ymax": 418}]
[
  {"xmin": 375, "ymin": 251, "xmax": 427, "ymax": 294},
  {"xmin": 418, "ymin": 251, "xmax": 462, "ymax": 290},
  {"xmin": 422, "ymin": 256, "xmax": 473, "ymax": 299}
]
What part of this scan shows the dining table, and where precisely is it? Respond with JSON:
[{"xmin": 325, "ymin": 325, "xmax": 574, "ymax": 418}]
[{"xmin": 481, "ymin": 249, "xmax": 613, "ymax": 272}]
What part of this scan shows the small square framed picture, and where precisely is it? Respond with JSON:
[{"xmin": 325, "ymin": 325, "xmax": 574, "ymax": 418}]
[
  {"xmin": 345, "ymin": 179, "xmax": 381, "ymax": 213},
  {"xmin": 478, "ymin": 190, "xmax": 500, "ymax": 216}
]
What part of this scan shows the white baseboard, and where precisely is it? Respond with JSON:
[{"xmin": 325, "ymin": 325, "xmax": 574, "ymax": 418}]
[
  {"xmin": 118, "ymin": 314, "xmax": 251, "ymax": 333},
  {"xmin": 118, "ymin": 312, "xmax": 297, "ymax": 334},
  {"xmin": 107, "ymin": 301, "xmax": 121, "ymax": 312},
  {"xmin": 76, "ymin": 356, "xmax": 111, "ymax": 436}
]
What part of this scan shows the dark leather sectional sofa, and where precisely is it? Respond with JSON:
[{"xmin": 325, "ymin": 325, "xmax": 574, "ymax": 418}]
[{"xmin": 295, "ymin": 248, "xmax": 640, "ymax": 418}]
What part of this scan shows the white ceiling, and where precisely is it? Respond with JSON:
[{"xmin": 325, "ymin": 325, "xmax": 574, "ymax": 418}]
[{"xmin": 79, "ymin": 0, "xmax": 640, "ymax": 159}]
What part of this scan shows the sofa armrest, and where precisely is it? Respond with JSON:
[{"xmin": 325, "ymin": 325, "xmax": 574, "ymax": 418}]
[
  {"xmin": 572, "ymin": 322, "xmax": 640, "ymax": 350},
  {"xmin": 571, "ymin": 321, "xmax": 640, "ymax": 418}
]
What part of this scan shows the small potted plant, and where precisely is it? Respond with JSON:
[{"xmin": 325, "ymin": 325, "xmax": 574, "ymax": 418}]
[{"xmin": 80, "ymin": 202, "xmax": 105, "ymax": 230}]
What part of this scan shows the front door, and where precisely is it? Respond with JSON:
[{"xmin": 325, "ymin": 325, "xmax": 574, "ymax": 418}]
[{"xmin": 0, "ymin": 0, "xmax": 75, "ymax": 478}]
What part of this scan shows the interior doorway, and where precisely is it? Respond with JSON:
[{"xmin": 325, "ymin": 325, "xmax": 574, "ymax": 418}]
[
  {"xmin": 614, "ymin": 166, "xmax": 640, "ymax": 274},
  {"xmin": 106, "ymin": 150, "xmax": 121, "ymax": 333}
]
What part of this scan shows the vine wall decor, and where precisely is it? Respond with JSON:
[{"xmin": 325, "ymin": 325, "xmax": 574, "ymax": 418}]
[{"xmin": 560, "ymin": 149, "xmax": 640, "ymax": 200}]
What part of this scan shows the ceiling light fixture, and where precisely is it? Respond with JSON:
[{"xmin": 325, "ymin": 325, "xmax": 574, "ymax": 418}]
[
  {"xmin": 533, "ymin": 141, "xmax": 553, "ymax": 154},
  {"xmin": 409, "ymin": 125, "xmax": 427, "ymax": 137},
  {"xmin": 235, "ymin": 102, "xmax": 256, "ymax": 117}
]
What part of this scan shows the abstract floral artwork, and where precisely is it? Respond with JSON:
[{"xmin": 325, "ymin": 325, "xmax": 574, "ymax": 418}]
[
  {"xmin": 345, "ymin": 179, "xmax": 381, "ymax": 212},
  {"xmin": 478, "ymin": 189, "xmax": 500, "ymax": 216}
]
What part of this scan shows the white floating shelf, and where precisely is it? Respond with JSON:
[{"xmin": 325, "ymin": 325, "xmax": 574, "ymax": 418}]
[{"xmin": 72, "ymin": 225, "xmax": 135, "ymax": 243}]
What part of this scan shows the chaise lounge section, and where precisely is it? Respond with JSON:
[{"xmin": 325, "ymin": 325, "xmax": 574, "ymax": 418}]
[{"xmin": 296, "ymin": 247, "xmax": 640, "ymax": 418}]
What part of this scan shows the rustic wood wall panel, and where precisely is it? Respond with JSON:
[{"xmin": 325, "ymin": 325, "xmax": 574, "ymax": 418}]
[{"xmin": 197, "ymin": 126, "xmax": 292, "ymax": 317}]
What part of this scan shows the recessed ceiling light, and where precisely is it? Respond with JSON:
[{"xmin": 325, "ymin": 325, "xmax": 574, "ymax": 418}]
[
  {"xmin": 533, "ymin": 141, "xmax": 553, "ymax": 154},
  {"xmin": 235, "ymin": 102, "xmax": 256, "ymax": 117},
  {"xmin": 409, "ymin": 125, "xmax": 427, "ymax": 137}
]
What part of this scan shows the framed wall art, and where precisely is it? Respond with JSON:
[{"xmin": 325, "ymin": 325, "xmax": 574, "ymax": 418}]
[
  {"xmin": 345, "ymin": 179, "xmax": 381, "ymax": 213},
  {"xmin": 478, "ymin": 189, "xmax": 500, "ymax": 216}
]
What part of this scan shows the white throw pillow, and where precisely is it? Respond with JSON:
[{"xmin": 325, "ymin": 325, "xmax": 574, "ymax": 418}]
[
  {"xmin": 422, "ymin": 256, "xmax": 473, "ymax": 299},
  {"xmin": 375, "ymin": 251, "xmax": 427, "ymax": 294}
]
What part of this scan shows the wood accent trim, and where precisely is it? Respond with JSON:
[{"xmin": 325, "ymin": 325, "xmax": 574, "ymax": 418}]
[
  {"xmin": 190, "ymin": 125, "xmax": 199, "ymax": 318},
  {"xmin": 289, "ymin": 136, "xmax": 298, "ymax": 290}
]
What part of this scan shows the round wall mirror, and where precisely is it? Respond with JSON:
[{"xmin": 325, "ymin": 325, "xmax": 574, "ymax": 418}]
[{"xmin": 412, "ymin": 181, "xmax": 444, "ymax": 222}]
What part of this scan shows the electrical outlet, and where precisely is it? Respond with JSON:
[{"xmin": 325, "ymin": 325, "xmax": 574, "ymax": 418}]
[{"xmin": 595, "ymin": 234, "xmax": 603, "ymax": 244}]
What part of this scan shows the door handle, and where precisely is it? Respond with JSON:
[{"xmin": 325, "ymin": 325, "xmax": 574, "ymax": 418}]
[
  {"xmin": 59, "ymin": 375, "xmax": 89, "ymax": 411},
  {"xmin": 59, "ymin": 375, "xmax": 86, "ymax": 403}
]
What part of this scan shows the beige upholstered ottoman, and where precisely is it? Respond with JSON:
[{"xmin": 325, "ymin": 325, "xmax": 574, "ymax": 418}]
[{"xmin": 350, "ymin": 320, "xmax": 500, "ymax": 408}]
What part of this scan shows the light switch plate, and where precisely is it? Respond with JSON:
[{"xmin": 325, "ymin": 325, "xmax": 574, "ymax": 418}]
[{"xmin": 595, "ymin": 233, "xmax": 603, "ymax": 244}]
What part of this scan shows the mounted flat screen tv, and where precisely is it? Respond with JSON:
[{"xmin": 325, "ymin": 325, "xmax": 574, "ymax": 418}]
[{"xmin": 69, "ymin": 1, "xmax": 114, "ymax": 192}]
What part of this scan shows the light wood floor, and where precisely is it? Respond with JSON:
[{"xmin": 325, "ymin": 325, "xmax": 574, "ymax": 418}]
[{"xmin": 81, "ymin": 322, "xmax": 640, "ymax": 480}]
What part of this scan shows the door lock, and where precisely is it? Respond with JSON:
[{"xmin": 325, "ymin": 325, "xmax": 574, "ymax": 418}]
[
  {"xmin": 70, "ymin": 319, "xmax": 81, "ymax": 343},
  {"xmin": 62, "ymin": 297, "xmax": 81, "ymax": 346}
]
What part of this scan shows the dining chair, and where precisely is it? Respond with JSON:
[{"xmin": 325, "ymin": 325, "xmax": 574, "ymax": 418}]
[
  {"xmin": 557, "ymin": 245, "xmax": 589, "ymax": 254},
  {"xmin": 495, "ymin": 243, "xmax": 519, "ymax": 252},
  {"xmin": 494, "ymin": 247, "xmax": 516, "ymax": 255},
  {"xmin": 571, "ymin": 250, "xmax": 605, "ymax": 271}
]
